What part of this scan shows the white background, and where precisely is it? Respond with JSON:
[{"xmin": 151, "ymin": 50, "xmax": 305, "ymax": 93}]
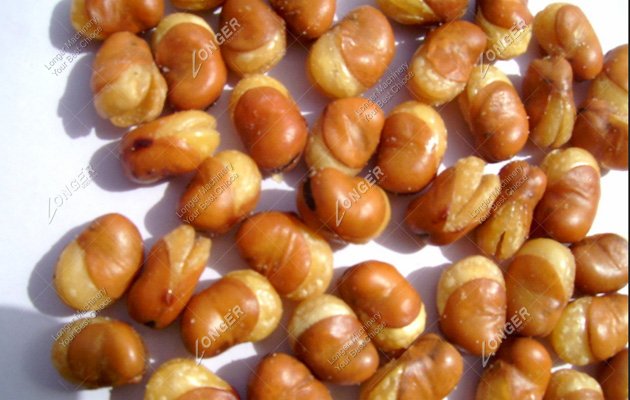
[{"xmin": 0, "ymin": 0, "xmax": 627, "ymax": 399}]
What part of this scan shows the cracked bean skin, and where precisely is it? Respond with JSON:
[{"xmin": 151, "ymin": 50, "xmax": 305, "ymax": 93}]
[
  {"xmin": 571, "ymin": 233, "xmax": 628, "ymax": 294},
  {"xmin": 543, "ymin": 369, "xmax": 604, "ymax": 400},
  {"xmin": 269, "ymin": 0, "xmax": 335, "ymax": 39},
  {"xmin": 248, "ymin": 353, "xmax": 332, "ymax": 400},
  {"xmin": 127, "ymin": 225, "xmax": 211, "ymax": 329},
  {"xmin": 551, "ymin": 293, "xmax": 628, "ymax": 366},
  {"xmin": 52, "ymin": 317, "xmax": 146, "ymax": 388},
  {"xmin": 359, "ymin": 333, "xmax": 463, "ymax": 400},
  {"xmin": 522, "ymin": 56, "xmax": 576, "ymax": 149},
  {"xmin": 376, "ymin": 0, "xmax": 468, "ymax": 25},
  {"xmin": 54, "ymin": 213, "xmax": 143, "ymax": 311},
  {"xmin": 71, "ymin": 0, "xmax": 164, "ymax": 39},
  {"xmin": 405, "ymin": 156, "xmax": 501, "ymax": 245},
  {"xmin": 307, "ymin": 6, "xmax": 395, "ymax": 98},
  {"xmin": 120, "ymin": 111, "xmax": 220, "ymax": 184},
  {"xmin": 505, "ymin": 238, "xmax": 575, "ymax": 337},
  {"xmin": 533, "ymin": 3, "xmax": 603, "ymax": 81},
  {"xmin": 476, "ymin": 0, "xmax": 533, "ymax": 60},
  {"xmin": 407, "ymin": 21, "xmax": 486, "ymax": 106},
  {"xmin": 475, "ymin": 160, "xmax": 547, "ymax": 261},
  {"xmin": 230, "ymin": 75, "xmax": 307, "ymax": 173},
  {"xmin": 571, "ymin": 44, "xmax": 628, "ymax": 170},
  {"xmin": 91, "ymin": 32, "xmax": 167, "ymax": 128}
]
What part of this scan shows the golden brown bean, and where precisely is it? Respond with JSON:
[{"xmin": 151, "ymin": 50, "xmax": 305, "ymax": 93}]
[
  {"xmin": 377, "ymin": 0, "xmax": 468, "ymax": 25},
  {"xmin": 152, "ymin": 13, "xmax": 227, "ymax": 111},
  {"xmin": 405, "ymin": 156, "xmax": 501, "ymax": 246},
  {"xmin": 181, "ymin": 270, "xmax": 282, "ymax": 358},
  {"xmin": 92, "ymin": 32, "xmax": 167, "ymax": 128},
  {"xmin": 338, "ymin": 260, "xmax": 426, "ymax": 355},
  {"xmin": 571, "ymin": 233, "xmax": 628, "ymax": 294},
  {"xmin": 127, "ymin": 225, "xmax": 210, "ymax": 329},
  {"xmin": 522, "ymin": 56, "xmax": 576, "ymax": 149},
  {"xmin": 476, "ymin": 337, "xmax": 552, "ymax": 400},
  {"xmin": 551, "ymin": 293, "xmax": 628, "ymax": 366},
  {"xmin": 236, "ymin": 211, "xmax": 333, "ymax": 301},
  {"xmin": 305, "ymin": 98, "xmax": 384, "ymax": 176},
  {"xmin": 269, "ymin": 0, "xmax": 335, "ymax": 39},
  {"xmin": 437, "ymin": 256, "xmax": 506, "ymax": 356},
  {"xmin": 475, "ymin": 161, "xmax": 547, "ymax": 261},
  {"xmin": 532, "ymin": 148, "xmax": 601, "ymax": 243},
  {"xmin": 476, "ymin": 0, "xmax": 532, "ymax": 60},
  {"xmin": 459, "ymin": 65, "xmax": 529, "ymax": 161},
  {"xmin": 171, "ymin": 0, "xmax": 224, "ymax": 10},
  {"xmin": 120, "ymin": 111, "xmax": 220, "ymax": 184},
  {"xmin": 248, "ymin": 353, "xmax": 332, "ymax": 400},
  {"xmin": 533, "ymin": 3, "xmax": 603, "ymax": 81},
  {"xmin": 506, "ymin": 238, "xmax": 575, "ymax": 337},
  {"xmin": 408, "ymin": 21, "xmax": 486, "ymax": 106},
  {"xmin": 599, "ymin": 348, "xmax": 628, "ymax": 400},
  {"xmin": 288, "ymin": 294, "xmax": 379, "ymax": 385},
  {"xmin": 307, "ymin": 6, "xmax": 395, "ymax": 98},
  {"xmin": 219, "ymin": 0, "xmax": 285, "ymax": 75},
  {"xmin": 296, "ymin": 167, "xmax": 391, "ymax": 244},
  {"xmin": 544, "ymin": 369, "xmax": 604, "ymax": 400},
  {"xmin": 375, "ymin": 101, "xmax": 447, "ymax": 194},
  {"xmin": 360, "ymin": 333, "xmax": 463, "ymax": 400},
  {"xmin": 71, "ymin": 0, "xmax": 164, "ymax": 39},
  {"xmin": 571, "ymin": 44, "xmax": 629, "ymax": 170},
  {"xmin": 230, "ymin": 75, "xmax": 307, "ymax": 173},
  {"xmin": 145, "ymin": 358, "xmax": 239, "ymax": 400},
  {"xmin": 52, "ymin": 317, "xmax": 146, "ymax": 388},
  {"xmin": 54, "ymin": 213, "xmax": 143, "ymax": 311},
  {"xmin": 178, "ymin": 150, "xmax": 261, "ymax": 234}
]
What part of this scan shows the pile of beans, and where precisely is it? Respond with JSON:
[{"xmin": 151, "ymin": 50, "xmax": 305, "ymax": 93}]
[{"xmin": 52, "ymin": 0, "xmax": 628, "ymax": 398}]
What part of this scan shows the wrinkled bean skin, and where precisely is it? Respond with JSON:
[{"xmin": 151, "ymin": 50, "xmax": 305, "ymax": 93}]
[
  {"xmin": 248, "ymin": 353, "xmax": 332, "ymax": 400},
  {"xmin": 120, "ymin": 111, "xmax": 220, "ymax": 184},
  {"xmin": 377, "ymin": 0, "xmax": 468, "ymax": 25},
  {"xmin": 459, "ymin": 65, "xmax": 529, "ymax": 162},
  {"xmin": 532, "ymin": 147, "xmax": 601, "ymax": 243},
  {"xmin": 91, "ymin": 32, "xmax": 167, "ymax": 128},
  {"xmin": 408, "ymin": 21, "xmax": 486, "ymax": 106},
  {"xmin": 296, "ymin": 167, "xmax": 391, "ymax": 244},
  {"xmin": 219, "ymin": 0, "xmax": 286, "ymax": 75},
  {"xmin": 307, "ymin": 6, "xmax": 395, "ymax": 98},
  {"xmin": 437, "ymin": 256, "xmax": 506, "ymax": 356},
  {"xmin": 476, "ymin": 0, "xmax": 533, "ymax": 59},
  {"xmin": 338, "ymin": 261, "xmax": 426, "ymax": 355},
  {"xmin": 171, "ymin": 0, "xmax": 224, "ymax": 10},
  {"xmin": 288, "ymin": 295, "xmax": 379, "ymax": 385},
  {"xmin": 405, "ymin": 156, "xmax": 501, "ymax": 245},
  {"xmin": 475, "ymin": 161, "xmax": 547, "ymax": 261},
  {"xmin": 376, "ymin": 101, "xmax": 447, "ymax": 194},
  {"xmin": 551, "ymin": 294, "xmax": 628, "ymax": 366},
  {"xmin": 522, "ymin": 56, "xmax": 576, "ymax": 149},
  {"xmin": 52, "ymin": 317, "xmax": 146, "ymax": 388},
  {"xmin": 571, "ymin": 233, "xmax": 628, "ymax": 294},
  {"xmin": 71, "ymin": 0, "xmax": 164, "ymax": 39},
  {"xmin": 533, "ymin": 3, "xmax": 603, "ymax": 81},
  {"xmin": 476, "ymin": 337, "xmax": 552, "ymax": 400},
  {"xmin": 571, "ymin": 44, "xmax": 629, "ymax": 170},
  {"xmin": 145, "ymin": 358, "xmax": 239, "ymax": 400},
  {"xmin": 178, "ymin": 150, "xmax": 261, "ymax": 234},
  {"xmin": 231, "ymin": 75, "xmax": 307, "ymax": 173},
  {"xmin": 269, "ymin": 0, "xmax": 335, "ymax": 39},
  {"xmin": 599, "ymin": 349, "xmax": 628, "ymax": 400},
  {"xmin": 236, "ymin": 211, "xmax": 333, "ymax": 301},
  {"xmin": 127, "ymin": 225, "xmax": 210, "ymax": 329},
  {"xmin": 54, "ymin": 213, "xmax": 143, "ymax": 311},
  {"xmin": 544, "ymin": 369, "xmax": 604, "ymax": 400},
  {"xmin": 305, "ymin": 97, "xmax": 385, "ymax": 176},
  {"xmin": 153, "ymin": 14, "xmax": 227, "ymax": 110},
  {"xmin": 506, "ymin": 238, "xmax": 575, "ymax": 337},
  {"xmin": 360, "ymin": 334, "xmax": 463, "ymax": 400},
  {"xmin": 180, "ymin": 270, "xmax": 282, "ymax": 358}
]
